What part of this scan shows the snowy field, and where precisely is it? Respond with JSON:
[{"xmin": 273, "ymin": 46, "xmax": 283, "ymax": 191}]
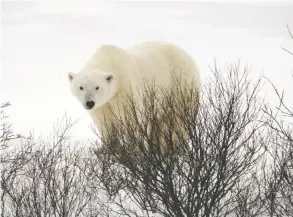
[{"xmin": 1, "ymin": 0, "xmax": 293, "ymax": 141}]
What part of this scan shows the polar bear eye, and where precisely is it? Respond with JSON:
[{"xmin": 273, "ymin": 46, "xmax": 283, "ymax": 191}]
[
  {"xmin": 79, "ymin": 86, "xmax": 83, "ymax": 90},
  {"xmin": 95, "ymin": 86, "xmax": 100, "ymax": 90}
]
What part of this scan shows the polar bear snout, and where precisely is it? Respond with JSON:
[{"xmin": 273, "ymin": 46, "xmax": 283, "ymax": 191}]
[{"xmin": 86, "ymin": 101, "xmax": 95, "ymax": 110}]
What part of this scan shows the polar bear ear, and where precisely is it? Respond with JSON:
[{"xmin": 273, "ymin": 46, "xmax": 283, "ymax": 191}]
[
  {"xmin": 68, "ymin": 72, "xmax": 75, "ymax": 82},
  {"xmin": 105, "ymin": 73, "xmax": 114, "ymax": 83}
]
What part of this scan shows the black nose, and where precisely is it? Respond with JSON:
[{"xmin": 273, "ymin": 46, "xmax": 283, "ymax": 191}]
[{"xmin": 86, "ymin": 101, "xmax": 95, "ymax": 109}]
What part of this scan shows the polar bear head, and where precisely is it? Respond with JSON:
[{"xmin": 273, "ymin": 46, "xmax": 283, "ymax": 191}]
[{"xmin": 68, "ymin": 69, "xmax": 117, "ymax": 110}]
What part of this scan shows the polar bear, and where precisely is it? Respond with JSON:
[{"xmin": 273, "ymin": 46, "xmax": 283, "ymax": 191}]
[{"xmin": 68, "ymin": 41, "xmax": 201, "ymax": 152}]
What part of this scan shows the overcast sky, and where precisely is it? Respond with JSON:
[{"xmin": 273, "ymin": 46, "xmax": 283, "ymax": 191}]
[{"xmin": 1, "ymin": 0, "xmax": 293, "ymax": 142}]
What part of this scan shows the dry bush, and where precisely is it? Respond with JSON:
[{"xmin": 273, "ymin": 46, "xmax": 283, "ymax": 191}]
[
  {"xmin": 262, "ymin": 79, "xmax": 293, "ymax": 217},
  {"xmin": 1, "ymin": 113, "xmax": 104, "ymax": 217},
  {"xmin": 261, "ymin": 26, "xmax": 293, "ymax": 217},
  {"xmin": 88, "ymin": 63, "xmax": 270, "ymax": 217}
]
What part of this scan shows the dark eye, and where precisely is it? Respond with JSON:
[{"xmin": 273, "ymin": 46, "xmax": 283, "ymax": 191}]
[
  {"xmin": 95, "ymin": 86, "xmax": 99, "ymax": 90},
  {"xmin": 79, "ymin": 86, "xmax": 83, "ymax": 90}
]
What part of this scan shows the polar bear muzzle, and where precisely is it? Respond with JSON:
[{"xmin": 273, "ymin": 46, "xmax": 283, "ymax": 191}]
[{"xmin": 86, "ymin": 101, "xmax": 95, "ymax": 109}]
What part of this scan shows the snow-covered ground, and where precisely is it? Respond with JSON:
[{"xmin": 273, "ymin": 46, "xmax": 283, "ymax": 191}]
[{"xmin": 1, "ymin": 0, "xmax": 293, "ymax": 141}]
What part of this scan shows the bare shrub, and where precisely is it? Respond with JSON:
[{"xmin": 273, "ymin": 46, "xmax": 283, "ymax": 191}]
[
  {"xmin": 1, "ymin": 103, "xmax": 32, "ymax": 217},
  {"xmin": 88, "ymin": 63, "xmax": 269, "ymax": 217},
  {"xmin": 1, "ymin": 113, "xmax": 103, "ymax": 217},
  {"xmin": 262, "ymin": 78, "xmax": 293, "ymax": 217},
  {"xmin": 261, "ymin": 26, "xmax": 293, "ymax": 216}
]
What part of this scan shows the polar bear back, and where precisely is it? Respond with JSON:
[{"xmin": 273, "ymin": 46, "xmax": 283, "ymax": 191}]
[
  {"xmin": 126, "ymin": 41, "xmax": 200, "ymax": 91},
  {"xmin": 81, "ymin": 41, "xmax": 200, "ymax": 94}
]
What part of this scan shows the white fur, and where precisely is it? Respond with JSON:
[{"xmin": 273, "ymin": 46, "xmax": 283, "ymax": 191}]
[{"xmin": 69, "ymin": 41, "xmax": 201, "ymax": 141}]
